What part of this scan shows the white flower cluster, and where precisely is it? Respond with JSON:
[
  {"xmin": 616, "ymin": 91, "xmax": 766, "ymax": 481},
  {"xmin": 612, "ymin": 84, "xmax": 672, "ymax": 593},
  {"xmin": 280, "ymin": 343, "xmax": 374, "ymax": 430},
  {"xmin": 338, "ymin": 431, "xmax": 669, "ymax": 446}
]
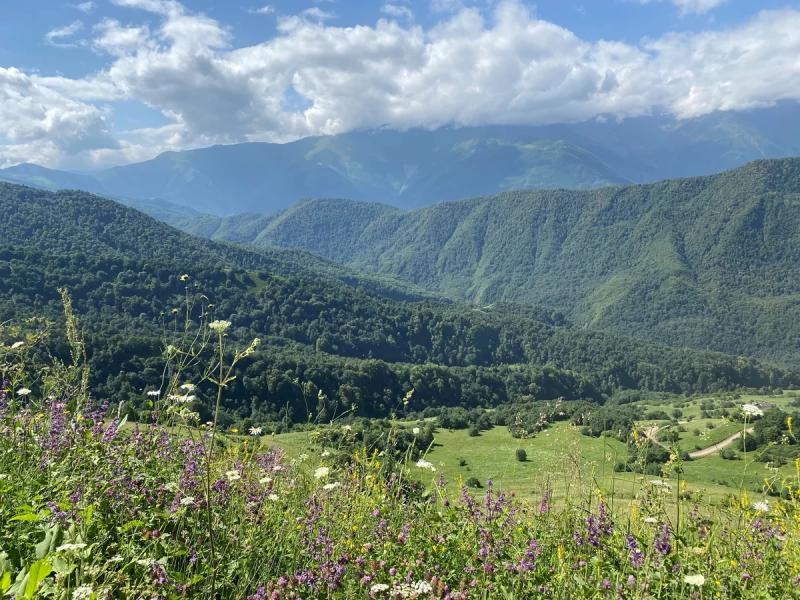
[
  {"xmin": 415, "ymin": 459, "xmax": 436, "ymax": 472},
  {"xmin": 742, "ymin": 403, "xmax": 764, "ymax": 417},
  {"xmin": 72, "ymin": 585, "xmax": 94, "ymax": 600},
  {"xmin": 390, "ymin": 581, "xmax": 434, "ymax": 598},
  {"xmin": 209, "ymin": 320, "xmax": 231, "ymax": 333}
]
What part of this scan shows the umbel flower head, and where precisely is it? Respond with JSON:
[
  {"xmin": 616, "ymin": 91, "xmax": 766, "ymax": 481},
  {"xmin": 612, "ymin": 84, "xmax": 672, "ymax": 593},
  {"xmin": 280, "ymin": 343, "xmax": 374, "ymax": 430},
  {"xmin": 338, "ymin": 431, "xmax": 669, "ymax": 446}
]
[{"xmin": 209, "ymin": 320, "xmax": 231, "ymax": 334}]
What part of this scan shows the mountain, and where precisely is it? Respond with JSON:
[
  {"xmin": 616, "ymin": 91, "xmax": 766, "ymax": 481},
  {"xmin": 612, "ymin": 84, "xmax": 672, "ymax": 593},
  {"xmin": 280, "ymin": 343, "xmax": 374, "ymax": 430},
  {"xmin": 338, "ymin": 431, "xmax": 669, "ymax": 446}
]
[
  {"xmin": 179, "ymin": 159, "xmax": 800, "ymax": 365},
  {"xmin": 2, "ymin": 103, "xmax": 800, "ymax": 215},
  {"xmin": 1, "ymin": 182, "xmax": 791, "ymax": 426}
]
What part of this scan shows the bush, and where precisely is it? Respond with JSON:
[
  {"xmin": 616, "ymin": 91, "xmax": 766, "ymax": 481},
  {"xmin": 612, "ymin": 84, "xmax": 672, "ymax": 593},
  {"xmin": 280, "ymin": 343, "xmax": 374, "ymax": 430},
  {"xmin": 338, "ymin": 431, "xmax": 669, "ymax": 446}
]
[
  {"xmin": 720, "ymin": 448, "xmax": 737, "ymax": 460},
  {"xmin": 466, "ymin": 476, "xmax": 482, "ymax": 488},
  {"xmin": 515, "ymin": 448, "xmax": 527, "ymax": 462}
]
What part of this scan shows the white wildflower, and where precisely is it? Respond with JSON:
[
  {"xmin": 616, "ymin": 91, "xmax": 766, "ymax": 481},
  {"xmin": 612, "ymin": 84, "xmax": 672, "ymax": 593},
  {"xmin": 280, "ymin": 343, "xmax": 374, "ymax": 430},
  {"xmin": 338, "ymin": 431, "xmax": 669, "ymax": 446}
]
[
  {"xmin": 259, "ymin": 476, "xmax": 273, "ymax": 485},
  {"xmin": 268, "ymin": 493, "xmax": 279, "ymax": 501},
  {"xmin": 684, "ymin": 574, "xmax": 705, "ymax": 586},
  {"xmin": 298, "ymin": 453, "xmax": 309, "ymax": 462},
  {"xmin": 342, "ymin": 425, "xmax": 352, "ymax": 431},
  {"xmin": 753, "ymin": 500, "xmax": 770, "ymax": 513},
  {"xmin": 323, "ymin": 482, "xmax": 341, "ymax": 491},
  {"xmin": 370, "ymin": 583, "xmax": 390, "ymax": 594},
  {"xmin": 16, "ymin": 387, "xmax": 31, "ymax": 397},
  {"xmin": 72, "ymin": 585, "xmax": 93, "ymax": 600},
  {"xmin": 180, "ymin": 496, "xmax": 195, "ymax": 506},
  {"xmin": 180, "ymin": 383, "xmax": 196, "ymax": 392},
  {"xmin": 742, "ymin": 404, "xmax": 764, "ymax": 417},
  {"xmin": 321, "ymin": 450, "xmax": 331, "ymax": 458},
  {"xmin": 146, "ymin": 390, "xmax": 160, "ymax": 397},
  {"xmin": 412, "ymin": 427, "xmax": 420, "ymax": 435},
  {"xmin": 10, "ymin": 341, "xmax": 24, "ymax": 349},
  {"xmin": 314, "ymin": 466, "xmax": 330, "ymax": 479},
  {"xmin": 135, "ymin": 558, "xmax": 155, "ymax": 566},
  {"xmin": 175, "ymin": 394, "xmax": 196, "ymax": 405},
  {"xmin": 643, "ymin": 517, "xmax": 658, "ymax": 524},
  {"xmin": 415, "ymin": 459, "xmax": 436, "ymax": 472},
  {"xmin": 249, "ymin": 426, "xmax": 263, "ymax": 436},
  {"xmin": 226, "ymin": 470, "xmax": 241, "ymax": 482},
  {"xmin": 209, "ymin": 320, "xmax": 231, "ymax": 333}
]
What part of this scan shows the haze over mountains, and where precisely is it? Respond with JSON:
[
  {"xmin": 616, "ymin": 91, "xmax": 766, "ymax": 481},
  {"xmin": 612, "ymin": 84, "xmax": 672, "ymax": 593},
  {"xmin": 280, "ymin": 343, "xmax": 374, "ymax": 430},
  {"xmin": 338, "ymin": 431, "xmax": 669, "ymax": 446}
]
[
  {"xmin": 2, "ymin": 103, "xmax": 800, "ymax": 215},
  {"xmin": 163, "ymin": 158, "xmax": 800, "ymax": 366}
]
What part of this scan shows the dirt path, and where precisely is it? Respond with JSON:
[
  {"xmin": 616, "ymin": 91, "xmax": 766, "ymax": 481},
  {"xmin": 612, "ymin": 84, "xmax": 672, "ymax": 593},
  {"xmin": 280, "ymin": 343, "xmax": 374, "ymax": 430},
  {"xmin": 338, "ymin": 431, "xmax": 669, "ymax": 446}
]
[
  {"xmin": 641, "ymin": 425, "xmax": 754, "ymax": 459},
  {"xmin": 688, "ymin": 428, "xmax": 753, "ymax": 459}
]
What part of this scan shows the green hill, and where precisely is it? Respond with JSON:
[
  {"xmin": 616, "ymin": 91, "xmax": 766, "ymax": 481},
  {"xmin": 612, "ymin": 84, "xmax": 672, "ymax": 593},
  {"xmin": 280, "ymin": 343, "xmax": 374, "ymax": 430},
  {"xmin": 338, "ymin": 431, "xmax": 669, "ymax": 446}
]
[
  {"xmin": 1, "ymin": 182, "xmax": 792, "ymax": 426},
  {"xmin": 181, "ymin": 159, "xmax": 800, "ymax": 364}
]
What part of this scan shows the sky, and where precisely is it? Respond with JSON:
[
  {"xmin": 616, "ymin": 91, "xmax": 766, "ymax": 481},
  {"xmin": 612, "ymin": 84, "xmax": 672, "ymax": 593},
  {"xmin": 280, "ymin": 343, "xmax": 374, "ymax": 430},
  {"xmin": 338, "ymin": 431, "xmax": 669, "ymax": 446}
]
[{"xmin": 1, "ymin": 0, "xmax": 799, "ymax": 170}]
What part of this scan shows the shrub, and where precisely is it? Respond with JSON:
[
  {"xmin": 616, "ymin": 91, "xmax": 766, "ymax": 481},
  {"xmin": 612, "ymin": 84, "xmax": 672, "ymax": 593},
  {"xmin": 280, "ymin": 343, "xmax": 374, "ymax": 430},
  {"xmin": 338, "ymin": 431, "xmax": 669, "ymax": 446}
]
[{"xmin": 515, "ymin": 448, "xmax": 527, "ymax": 462}]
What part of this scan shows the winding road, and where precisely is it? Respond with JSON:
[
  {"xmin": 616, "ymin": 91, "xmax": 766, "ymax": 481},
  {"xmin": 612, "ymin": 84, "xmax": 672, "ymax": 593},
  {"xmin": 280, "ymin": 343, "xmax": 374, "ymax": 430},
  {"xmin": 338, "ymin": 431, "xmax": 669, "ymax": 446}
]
[{"xmin": 642, "ymin": 425, "xmax": 754, "ymax": 459}]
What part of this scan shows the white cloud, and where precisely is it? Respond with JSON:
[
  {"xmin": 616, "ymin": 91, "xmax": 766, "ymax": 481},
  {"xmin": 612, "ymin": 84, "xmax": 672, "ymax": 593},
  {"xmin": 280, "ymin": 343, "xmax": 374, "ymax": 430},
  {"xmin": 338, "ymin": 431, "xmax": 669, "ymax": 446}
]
[
  {"xmin": 73, "ymin": 1, "xmax": 96, "ymax": 13},
  {"xmin": 4, "ymin": 0, "xmax": 800, "ymax": 168},
  {"xmin": 637, "ymin": 0, "xmax": 727, "ymax": 16},
  {"xmin": 249, "ymin": 5, "xmax": 275, "ymax": 15},
  {"xmin": 0, "ymin": 68, "xmax": 117, "ymax": 168},
  {"xmin": 44, "ymin": 21, "xmax": 84, "ymax": 47},
  {"xmin": 381, "ymin": 3, "xmax": 414, "ymax": 21}
]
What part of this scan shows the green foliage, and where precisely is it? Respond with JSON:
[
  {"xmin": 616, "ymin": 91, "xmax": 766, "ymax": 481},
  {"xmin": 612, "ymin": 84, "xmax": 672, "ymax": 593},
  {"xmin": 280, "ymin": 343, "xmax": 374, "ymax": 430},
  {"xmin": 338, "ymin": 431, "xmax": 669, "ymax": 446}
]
[
  {"xmin": 515, "ymin": 448, "xmax": 527, "ymax": 462},
  {"xmin": 200, "ymin": 159, "xmax": 800, "ymax": 365},
  {"xmin": 0, "ymin": 183, "xmax": 791, "ymax": 426}
]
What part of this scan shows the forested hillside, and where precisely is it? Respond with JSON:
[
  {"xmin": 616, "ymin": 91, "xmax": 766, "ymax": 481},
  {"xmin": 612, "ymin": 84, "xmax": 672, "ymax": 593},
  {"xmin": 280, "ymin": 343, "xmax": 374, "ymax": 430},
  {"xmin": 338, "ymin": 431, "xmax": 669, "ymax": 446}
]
[
  {"xmin": 2, "ymin": 183, "xmax": 792, "ymax": 428},
  {"xmin": 185, "ymin": 159, "xmax": 800, "ymax": 365}
]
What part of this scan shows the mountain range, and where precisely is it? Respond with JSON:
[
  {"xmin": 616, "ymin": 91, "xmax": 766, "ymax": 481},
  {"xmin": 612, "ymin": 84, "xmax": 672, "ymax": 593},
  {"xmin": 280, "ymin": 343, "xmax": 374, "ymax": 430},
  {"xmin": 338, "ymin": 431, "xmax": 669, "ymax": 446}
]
[
  {"xmin": 2, "ymin": 102, "xmax": 800, "ymax": 215},
  {"xmin": 160, "ymin": 158, "xmax": 800, "ymax": 366},
  {"xmin": 2, "ymin": 181, "xmax": 791, "ymax": 425}
]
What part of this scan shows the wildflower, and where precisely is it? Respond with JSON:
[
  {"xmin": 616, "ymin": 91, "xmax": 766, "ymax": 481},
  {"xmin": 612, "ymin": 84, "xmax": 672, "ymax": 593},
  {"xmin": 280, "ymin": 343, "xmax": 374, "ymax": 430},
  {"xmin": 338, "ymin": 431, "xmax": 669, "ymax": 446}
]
[
  {"xmin": 146, "ymin": 390, "xmax": 160, "ymax": 397},
  {"xmin": 415, "ymin": 459, "xmax": 436, "ymax": 471},
  {"xmin": 179, "ymin": 274, "xmax": 190, "ymax": 281},
  {"xmin": 180, "ymin": 383, "xmax": 196, "ymax": 392},
  {"xmin": 209, "ymin": 320, "xmax": 232, "ymax": 333},
  {"xmin": 268, "ymin": 493, "xmax": 279, "ymax": 501},
  {"xmin": 412, "ymin": 427, "xmax": 420, "ymax": 435},
  {"xmin": 684, "ymin": 574, "xmax": 706, "ymax": 586},
  {"xmin": 342, "ymin": 425, "xmax": 352, "ymax": 431},
  {"xmin": 10, "ymin": 341, "xmax": 24, "ymax": 349},
  {"xmin": 370, "ymin": 583, "xmax": 390, "ymax": 594},
  {"xmin": 16, "ymin": 387, "xmax": 31, "ymax": 396},
  {"xmin": 314, "ymin": 466, "xmax": 330, "ymax": 479},
  {"xmin": 644, "ymin": 516, "xmax": 658, "ymax": 524},
  {"xmin": 321, "ymin": 450, "xmax": 331, "ymax": 457},
  {"xmin": 323, "ymin": 482, "xmax": 341, "ymax": 491},
  {"xmin": 180, "ymin": 496, "xmax": 195, "ymax": 506},
  {"xmin": 72, "ymin": 585, "xmax": 93, "ymax": 600},
  {"xmin": 655, "ymin": 524, "xmax": 672, "ymax": 555},
  {"xmin": 259, "ymin": 476, "xmax": 273, "ymax": 485},
  {"xmin": 742, "ymin": 404, "xmax": 764, "ymax": 417},
  {"xmin": 753, "ymin": 500, "xmax": 770, "ymax": 513},
  {"xmin": 249, "ymin": 426, "xmax": 263, "ymax": 436},
  {"xmin": 226, "ymin": 470, "xmax": 241, "ymax": 482}
]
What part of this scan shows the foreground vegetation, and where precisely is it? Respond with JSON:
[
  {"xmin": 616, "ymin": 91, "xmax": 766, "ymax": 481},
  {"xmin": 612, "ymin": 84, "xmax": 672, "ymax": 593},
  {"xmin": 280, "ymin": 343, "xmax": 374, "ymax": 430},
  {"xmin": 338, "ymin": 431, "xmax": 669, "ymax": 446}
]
[{"xmin": 2, "ymin": 308, "xmax": 800, "ymax": 598}]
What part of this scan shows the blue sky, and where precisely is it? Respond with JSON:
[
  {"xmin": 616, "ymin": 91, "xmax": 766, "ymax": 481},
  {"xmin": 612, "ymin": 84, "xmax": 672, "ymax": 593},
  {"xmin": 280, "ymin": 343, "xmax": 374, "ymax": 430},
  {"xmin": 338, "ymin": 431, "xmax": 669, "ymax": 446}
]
[{"xmin": 1, "ymin": 0, "xmax": 799, "ymax": 168}]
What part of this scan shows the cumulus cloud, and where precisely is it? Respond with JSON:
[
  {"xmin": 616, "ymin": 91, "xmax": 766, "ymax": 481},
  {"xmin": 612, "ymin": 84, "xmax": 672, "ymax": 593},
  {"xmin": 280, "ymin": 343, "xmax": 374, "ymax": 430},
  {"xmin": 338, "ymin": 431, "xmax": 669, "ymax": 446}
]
[
  {"xmin": 0, "ymin": 68, "xmax": 117, "ymax": 167},
  {"xmin": 4, "ymin": 0, "xmax": 800, "ymax": 168}
]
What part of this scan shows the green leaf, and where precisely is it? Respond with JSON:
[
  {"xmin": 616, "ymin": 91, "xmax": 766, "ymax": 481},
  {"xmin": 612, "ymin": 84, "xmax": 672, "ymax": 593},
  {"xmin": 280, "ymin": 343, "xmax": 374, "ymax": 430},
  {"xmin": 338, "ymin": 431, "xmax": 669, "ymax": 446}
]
[
  {"xmin": 0, "ymin": 572, "xmax": 11, "ymax": 593},
  {"xmin": 10, "ymin": 513, "xmax": 40, "ymax": 522},
  {"xmin": 23, "ymin": 559, "xmax": 52, "ymax": 599}
]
